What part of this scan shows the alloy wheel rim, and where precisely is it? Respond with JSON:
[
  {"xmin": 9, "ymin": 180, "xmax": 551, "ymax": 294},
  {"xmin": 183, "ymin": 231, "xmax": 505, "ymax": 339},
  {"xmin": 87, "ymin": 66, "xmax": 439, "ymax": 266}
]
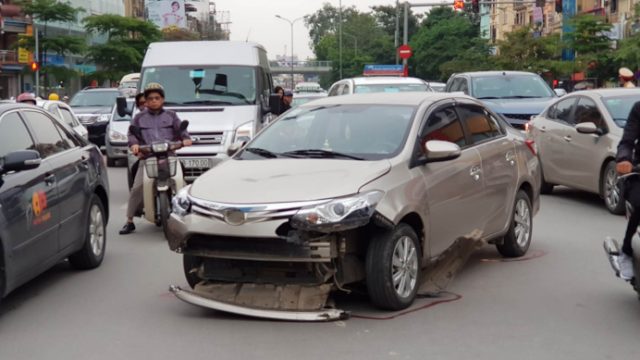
[
  {"xmin": 89, "ymin": 205, "xmax": 104, "ymax": 256},
  {"xmin": 514, "ymin": 199, "xmax": 531, "ymax": 248},
  {"xmin": 391, "ymin": 236, "xmax": 418, "ymax": 298},
  {"xmin": 605, "ymin": 168, "xmax": 619, "ymax": 210}
]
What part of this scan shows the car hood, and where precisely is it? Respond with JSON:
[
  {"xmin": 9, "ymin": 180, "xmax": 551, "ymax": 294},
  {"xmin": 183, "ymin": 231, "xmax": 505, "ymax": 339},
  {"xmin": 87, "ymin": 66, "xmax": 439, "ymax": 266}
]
[
  {"xmin": 189, "ymin": 159, "xmax": 391, "ymax": 203},
  {"xmin": 109, "ymin": 120, "xmax": 130, "ymax": 134},
  {"xmin": 480, "ymin": 97, "xmax": 555, "ymax": 114},
  {"xmin": 167, "ymin": 105, "xmax": 258, "ymax": 133},
  {"xmin": 71, "ymin": 106, "xmax": 112, "ymax": 115}
]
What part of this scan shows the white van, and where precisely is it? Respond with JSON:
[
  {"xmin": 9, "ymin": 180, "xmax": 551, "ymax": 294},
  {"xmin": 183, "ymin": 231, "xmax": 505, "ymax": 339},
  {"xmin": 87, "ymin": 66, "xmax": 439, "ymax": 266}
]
[
  {"xmin": 119, "ymin": 73, "xmax": 140, "ymax": 97},
  {"xmin": 134, "ymin": 41, "xmax": 274, "ymax": 181}
]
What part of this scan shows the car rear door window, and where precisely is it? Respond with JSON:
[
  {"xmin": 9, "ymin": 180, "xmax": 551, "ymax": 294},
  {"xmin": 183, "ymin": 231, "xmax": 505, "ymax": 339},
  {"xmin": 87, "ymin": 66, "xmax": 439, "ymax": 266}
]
[
  {"xmin": 549, "ymin": 98, "xmax": 576, "ymax": 125},
  {"xmin": 0, "ymin": 112, "xmax": 36, "ymax": 158},
  {"xmin": 421, "ymin": 106, "xmax": 467, "ymax": 148},
  {"xmin": 22, "ymin": 110, "xmax": 71, "ymax": 158},
  {"xmin": 456, "ymin": 105, "xmax": 503, "ymax": 144},
  {"xmin": 575, "ymin": 97, "xmax": 606, "ymax": 130}
]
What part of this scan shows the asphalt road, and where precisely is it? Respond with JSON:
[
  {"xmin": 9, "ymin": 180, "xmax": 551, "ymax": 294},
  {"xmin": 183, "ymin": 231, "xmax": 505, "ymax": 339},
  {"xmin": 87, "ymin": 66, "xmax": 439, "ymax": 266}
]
[{"xmin": 1, "ymin": 166, "xmax": 639, "ymax": 360}]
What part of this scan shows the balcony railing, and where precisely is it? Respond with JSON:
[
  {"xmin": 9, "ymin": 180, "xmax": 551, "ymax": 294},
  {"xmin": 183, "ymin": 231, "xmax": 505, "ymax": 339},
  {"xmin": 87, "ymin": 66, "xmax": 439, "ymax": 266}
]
[{"xmin": 0, "ymin": 50, "xmax": 19, "ymax": 64}]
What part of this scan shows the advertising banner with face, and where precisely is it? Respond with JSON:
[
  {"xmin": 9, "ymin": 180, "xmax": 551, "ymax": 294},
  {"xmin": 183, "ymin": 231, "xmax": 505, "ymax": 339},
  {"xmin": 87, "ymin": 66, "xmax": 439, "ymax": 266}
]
[{"xmin": 145, "ymin": 0, "xmax": 187, "ymax": 29}]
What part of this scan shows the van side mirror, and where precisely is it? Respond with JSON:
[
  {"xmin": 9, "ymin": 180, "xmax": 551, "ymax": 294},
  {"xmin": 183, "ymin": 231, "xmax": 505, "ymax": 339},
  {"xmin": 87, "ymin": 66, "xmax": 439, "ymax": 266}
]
[
  {"xmin": 268, "ymin": 94, "xmax": 281, "ymax": 115},
  {"xmin": 554, "ymin": 88, "xmax": 567, "ymax": 97},
  {"xmin": 0, "ymin": 150, "xmax": 41, "ymax": 175},
  {"xmin": 116, "ymin": 97, "xmax": 131, "ymax": 117},
  {"xmin": 227, "ymin": 141, "xmax": 246, "ymax": 157},
  {"xmin": 179, "ymin": 120, "xmax": 189, "ymax": 132}
]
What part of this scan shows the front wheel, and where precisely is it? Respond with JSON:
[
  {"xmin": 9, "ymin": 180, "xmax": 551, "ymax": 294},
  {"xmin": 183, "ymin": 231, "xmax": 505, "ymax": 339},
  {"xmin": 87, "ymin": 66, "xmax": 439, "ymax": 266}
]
[
  {"xmin": 69, "ymin": 194, "xmax": 106, "ymax": 269},
  {"xmin": 366, "ymin": 223, "xmax": 421, "ymax": 310},
  {"xmin": 603, "ymin": 161, "xmax": 625, "ymax": 215},
  {"xmin": 497, "ymin": 190, "xmax": 532, "ymax": 258},
  {"xmin": 158, "ymin": 191, "xmax": 171, "ymax": 238}
]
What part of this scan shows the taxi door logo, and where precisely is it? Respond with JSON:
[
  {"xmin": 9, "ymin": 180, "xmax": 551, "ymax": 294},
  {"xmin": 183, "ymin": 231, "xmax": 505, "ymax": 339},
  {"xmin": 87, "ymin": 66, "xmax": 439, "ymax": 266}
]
[{"xmin": 32, "ymin": 190, "xmax": 51, "ymax": 225}]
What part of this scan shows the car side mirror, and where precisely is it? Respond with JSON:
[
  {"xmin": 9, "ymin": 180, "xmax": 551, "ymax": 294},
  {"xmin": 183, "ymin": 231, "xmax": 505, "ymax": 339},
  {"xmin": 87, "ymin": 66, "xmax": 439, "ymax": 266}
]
[
  {"xmin": 554, "ymin": 88, "xmax": 567, "ymax": 97},
  {"xmin": 117, "ymin": 97, "xmax": 131, "ymax": 117},
  {"xmin": 269, "ymin": 94, "xmax": 282, "ymax": 115},
  {"xmin": 576, "ymin": 122, "xmax": 602, "ymax": 135},
  {"xmin": 423, "ymin": 140, "xmax": 461, "ymax": 163},
  {"xmin": 227, "ymin": 141, "xmax": 246, "ymax": 157},
  {"xmin": 1, "ymin": 150, "xmax": 41, "ymax": 175},
  {"xmin": 179, "ymin": 120, "xmax": 189, "ymax": 131}
]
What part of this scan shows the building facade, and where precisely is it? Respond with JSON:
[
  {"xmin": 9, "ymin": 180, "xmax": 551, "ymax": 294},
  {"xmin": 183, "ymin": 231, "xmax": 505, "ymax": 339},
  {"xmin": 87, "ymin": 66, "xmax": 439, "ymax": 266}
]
[{"xmin": 0, "ymin": 1, "xmax": 32, "ymax": 98}]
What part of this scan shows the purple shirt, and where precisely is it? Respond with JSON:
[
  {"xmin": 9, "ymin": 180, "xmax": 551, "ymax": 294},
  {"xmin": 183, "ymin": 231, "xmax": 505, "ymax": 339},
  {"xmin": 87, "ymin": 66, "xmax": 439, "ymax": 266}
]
[{"xmin": 127, "ymin": 108, "xmax": 190, "ymax": 147}]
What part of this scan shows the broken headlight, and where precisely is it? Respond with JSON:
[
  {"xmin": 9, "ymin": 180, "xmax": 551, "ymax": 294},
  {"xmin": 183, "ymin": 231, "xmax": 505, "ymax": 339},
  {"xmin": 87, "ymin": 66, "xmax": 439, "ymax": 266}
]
[
  {"xmin": 171, "ymin": 185, "xmax": 192, "ymax": 217},
  {"xmin": 291, "ymin": 191, "xmax": 384, "ymax": 233}
]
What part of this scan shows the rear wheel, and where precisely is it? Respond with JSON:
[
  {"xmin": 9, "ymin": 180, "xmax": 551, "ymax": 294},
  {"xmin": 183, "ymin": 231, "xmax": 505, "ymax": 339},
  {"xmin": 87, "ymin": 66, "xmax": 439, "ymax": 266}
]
[
  {"xmin": 603, "ymin": 161, "xmax": 625, "ymax": 215},
  {"xmin": 183, "ymin": 255, "xmax": 203, "ymax": 289},
  {"xmin": 497, "ymin": 190, "xmax": 532, "ymax": 258},
  {"xmin": 69, "ymin": 194, "xmax": 106, "ymax": 269},
  {"xmin": 366, "ymin": 223, "xmax": 420, "ymax": 310}
]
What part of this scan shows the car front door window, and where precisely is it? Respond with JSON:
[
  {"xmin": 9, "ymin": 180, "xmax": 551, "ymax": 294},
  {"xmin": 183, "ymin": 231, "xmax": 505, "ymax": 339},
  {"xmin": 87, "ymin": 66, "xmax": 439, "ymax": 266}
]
[
  {"xmin": 0, "ymin": 112, "xmax": 36, "ymax": 158},
  {"xmin": 552, "ymin": 98, "xmax": 577, "ymax": 126},
  {"xmin": 575, "ymin": 97, "xmax": 606, "ymax": 130},
  {"xmin": 456, "ymin": 105, "xmax": 502, "ymax": 144}
]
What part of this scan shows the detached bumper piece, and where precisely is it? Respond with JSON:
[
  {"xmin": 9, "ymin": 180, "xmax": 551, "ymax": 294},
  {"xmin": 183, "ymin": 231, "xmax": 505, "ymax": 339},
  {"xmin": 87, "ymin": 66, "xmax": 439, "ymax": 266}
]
[{"xmin": 169, "ymin": 283, "xmax": 349, "ymax": 322}]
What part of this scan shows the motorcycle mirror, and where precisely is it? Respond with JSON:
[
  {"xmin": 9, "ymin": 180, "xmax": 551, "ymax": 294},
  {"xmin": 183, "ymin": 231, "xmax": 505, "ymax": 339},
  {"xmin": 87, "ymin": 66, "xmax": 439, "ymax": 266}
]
[
  {"xmin": 179, "ymin": 120, "xmax": 189, "ymax": 131},
  {"xmin": 116, "ymin": 97, "xmax": 131, "ymax": 117}
]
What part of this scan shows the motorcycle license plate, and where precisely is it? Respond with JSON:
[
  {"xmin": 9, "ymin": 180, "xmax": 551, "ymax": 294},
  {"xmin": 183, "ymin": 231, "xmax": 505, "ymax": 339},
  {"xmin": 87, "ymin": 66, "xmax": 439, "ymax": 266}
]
[{"xmin": 181, "ymin": 158, "xmax": 210, "ymax": 169}]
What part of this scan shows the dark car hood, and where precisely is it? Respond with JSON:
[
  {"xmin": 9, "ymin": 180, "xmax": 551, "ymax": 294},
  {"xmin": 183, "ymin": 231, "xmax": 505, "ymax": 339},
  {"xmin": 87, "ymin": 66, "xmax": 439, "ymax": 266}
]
[
  {"xmin": 480, "ymin": 97, "xmax": 555, "ymax": 115},
  {"xmin": 70, "ymin": 106, "xmax": 112, "ymax": 114}
]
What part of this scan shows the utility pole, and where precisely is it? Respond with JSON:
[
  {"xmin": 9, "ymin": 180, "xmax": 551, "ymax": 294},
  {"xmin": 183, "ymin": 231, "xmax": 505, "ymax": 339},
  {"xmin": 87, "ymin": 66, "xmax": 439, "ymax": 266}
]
[
  {"xmin": 34, "ymin": 28, "xmax": 39, "ymax": 97},
  {"xmin": 275, "ymin": 15, "xmax": 303, "ymax": 89},
  {"xmin": 395, "ymin": 0, "xmax": 400, "ymax": 64},
  {"xmin": 339, "ymin": 0, "xmax": 343, "ymax": 79},
  {"xmin": 403, "ymin": 2, "xmax": 409, "ymax": 76}
]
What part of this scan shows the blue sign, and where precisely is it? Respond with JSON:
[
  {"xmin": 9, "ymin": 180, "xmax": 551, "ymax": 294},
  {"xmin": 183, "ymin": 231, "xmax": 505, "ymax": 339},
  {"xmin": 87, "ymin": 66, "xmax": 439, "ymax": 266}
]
[
  {"xmin": 44, "ymin": 54, "xmax": 65, "ymax": 66},
  {"xmin": 363, "ymin": 64, "xmax": 404, "ymax": 76},
  {"xmin": 562, "ymin": 0, "xmax": 576, "ymax": 61}
]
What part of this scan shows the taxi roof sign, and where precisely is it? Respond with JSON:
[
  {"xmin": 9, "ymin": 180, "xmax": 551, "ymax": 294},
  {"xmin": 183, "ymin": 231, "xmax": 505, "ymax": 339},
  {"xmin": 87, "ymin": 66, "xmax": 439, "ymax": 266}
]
[{"xmin": 363, "ymin": 64, "xmax": 404, "ymax": 77}]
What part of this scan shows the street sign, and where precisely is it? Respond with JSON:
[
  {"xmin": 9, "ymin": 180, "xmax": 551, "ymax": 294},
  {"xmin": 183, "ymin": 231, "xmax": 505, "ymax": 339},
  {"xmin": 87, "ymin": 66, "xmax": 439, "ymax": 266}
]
[
  {"xmin": 18, "ymin": 48, "xmax": 30, "ymax": 63},
  {"xmin": 398, "ymin": 44, "xmax": 413, "ymax": 60}
]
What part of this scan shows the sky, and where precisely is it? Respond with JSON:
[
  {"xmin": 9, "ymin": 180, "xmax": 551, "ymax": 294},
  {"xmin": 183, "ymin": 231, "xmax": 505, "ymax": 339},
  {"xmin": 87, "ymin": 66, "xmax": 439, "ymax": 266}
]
[{"xmin": 213, "ymin": 0, "xmax": 402, "ymax": 60}]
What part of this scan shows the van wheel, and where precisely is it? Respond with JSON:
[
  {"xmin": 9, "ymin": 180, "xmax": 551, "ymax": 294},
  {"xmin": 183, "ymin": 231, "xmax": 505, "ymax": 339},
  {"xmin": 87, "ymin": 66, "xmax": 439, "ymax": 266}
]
[
  {"xmin": 366, "ymin": 223, "xmax": 420, "ymax": 310},
  {"xmin": 69, "ymin": 195, "xmax": 106, "ymax": 269},
  {"xmin": 183, "ymin": 255, "xmax": 203, "ymax": 289},
  {"xmin": 497, "ymin": 190, "xmax": 532, "ymax": 258},
  {"xmin": 603, "ymin": 161, "xmax": 625, "ymax": 215}
]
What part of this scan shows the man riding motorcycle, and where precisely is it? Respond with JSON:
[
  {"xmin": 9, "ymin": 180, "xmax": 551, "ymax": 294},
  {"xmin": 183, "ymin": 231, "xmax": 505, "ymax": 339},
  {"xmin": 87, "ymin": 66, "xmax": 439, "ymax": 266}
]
[
  {"xmin": 615, "ymin": 101, "xmax": 640, "ymax": 280},
  {"xmin": 120, "ymin": 82, "xmax": 192, "ymax": 235}
]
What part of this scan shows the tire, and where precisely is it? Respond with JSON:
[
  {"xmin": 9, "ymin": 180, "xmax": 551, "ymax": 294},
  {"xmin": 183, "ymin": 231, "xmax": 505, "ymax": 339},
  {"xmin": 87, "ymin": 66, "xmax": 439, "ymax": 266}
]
[
  {"xmin": 540, "ymin": 175, "xmax": 554, "ymax": 195},
  {"xmin": 183, "ymin": 255, "xmax": 203, "ymax": 289},
  {"xmin": 603, "ymin": 161, "xmax": 625, "ymax": 215},
  {"xmin": 106, "ymin": 157, "xmax": 116, "ymax": 167},
  {"xmin": 158, "ymin": 191, "xmax": 171, "ymax": 238},
  {"xmin": 69, "ymin": 194, "xmax": 106, "ymax": 269},
  {"xmin": 497, "ymin": 190, "xmax": 532, "ymax": 258},
  {"xmin": 366, "ymin": 223, "xmax": 421, "ymax": 310}
]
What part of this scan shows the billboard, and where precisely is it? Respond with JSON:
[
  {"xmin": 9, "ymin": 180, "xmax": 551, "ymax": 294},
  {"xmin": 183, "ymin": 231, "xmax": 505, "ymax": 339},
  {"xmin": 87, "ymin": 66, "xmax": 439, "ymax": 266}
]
[{"xmin": 145, "ymin": 0, "xmax": 187, "ymax": 29}]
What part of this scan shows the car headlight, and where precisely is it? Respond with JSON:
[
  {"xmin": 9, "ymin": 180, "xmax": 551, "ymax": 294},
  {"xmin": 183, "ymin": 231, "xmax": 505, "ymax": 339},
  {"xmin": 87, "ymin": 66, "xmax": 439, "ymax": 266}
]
[
  {"xmin": 172, "ymin": 186, "xmax": 192, "ymax": 217},
  {"xmin": 108, "ymin": 129, "xmax": 127, "ymax": 142},
  {"xmin": 291, "ymin": 191, "xmax": 384, "ymax": 233},
  {"xmin": 234, "ymin": 122, "xmax": 253, "ymax": 143},
  {"xmin": 99, "ymin": 114, "xmax": 110, "ymax": 122}
]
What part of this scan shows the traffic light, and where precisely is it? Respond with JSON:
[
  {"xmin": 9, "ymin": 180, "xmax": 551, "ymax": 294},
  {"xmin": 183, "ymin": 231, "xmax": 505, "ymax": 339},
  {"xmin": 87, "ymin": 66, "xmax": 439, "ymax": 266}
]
[
  {"xmin": 453, "ymin": 0, "xmax": 464, "ymax": 10},
  {"xmin": 555, "ymin": 0, "xmax": 562, "ymax": 13},
  {"xmin": 472, "ymin": 0, "xmax": 479, "ymax": 13},
  {"xmin": 29, "ymin": 61, "xmax": 39, "ymax": 72}
]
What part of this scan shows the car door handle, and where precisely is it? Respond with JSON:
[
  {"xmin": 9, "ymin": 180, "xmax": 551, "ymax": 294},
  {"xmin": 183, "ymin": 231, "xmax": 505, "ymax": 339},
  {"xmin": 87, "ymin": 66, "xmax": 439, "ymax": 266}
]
[
  {"xmin": 470, "ymin": 166, "xmax": 482, "ymax": 181},
  {"xmin": 563, "ymin": 135, "xmax": 572, "ymax": 142},
  {"xmin": 44, "ymin": 173, "xmax": 56, "ymax": 186}
]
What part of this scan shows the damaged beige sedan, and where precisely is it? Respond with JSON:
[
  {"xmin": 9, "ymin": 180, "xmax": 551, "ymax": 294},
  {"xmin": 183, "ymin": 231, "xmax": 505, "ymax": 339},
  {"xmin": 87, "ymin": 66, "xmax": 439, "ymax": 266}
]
[{"xmin": 166, "ymin": 92, "xmax": 541, "ymax": 321}]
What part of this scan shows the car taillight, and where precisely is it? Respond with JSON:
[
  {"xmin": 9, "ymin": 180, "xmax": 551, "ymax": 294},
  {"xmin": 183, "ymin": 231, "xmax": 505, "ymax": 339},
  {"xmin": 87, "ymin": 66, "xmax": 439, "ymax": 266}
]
[{"xmin": 525, "ymin": 139, "xmax": 537, "ymax": 155}]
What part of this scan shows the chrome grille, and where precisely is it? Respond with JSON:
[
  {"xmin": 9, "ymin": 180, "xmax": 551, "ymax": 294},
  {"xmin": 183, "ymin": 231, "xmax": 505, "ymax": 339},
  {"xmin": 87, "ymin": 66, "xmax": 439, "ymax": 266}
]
[
  {"xmin": 191, "ymin": 132, "xmax": 224, "ymax": 145},
  {"xmin": 183, "ymin": 167, "xmax": 209, "ymax": 179},
  {"xmin": 77, "ymin": 114, "xmax": 99, "ymax": 125},
  {"xmin": 189, "ymin": 198, "xmax": 327, "ymax": 224}
]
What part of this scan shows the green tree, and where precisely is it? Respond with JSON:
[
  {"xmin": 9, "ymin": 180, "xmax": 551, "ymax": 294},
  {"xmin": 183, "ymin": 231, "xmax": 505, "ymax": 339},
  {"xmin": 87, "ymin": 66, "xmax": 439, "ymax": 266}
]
[
  {"xmin": 83, "ymin": 14, "xmax": 161, "ymax": 81},
  {"xmin": 304, "ymin": 3, "xmax": 358, "ymax": 51},
  {"xmin": 565, "ymin": 14, "xmax": 617, "ymax": 81},
  {"xmin": 161, "ymin": 26, "xmax": 200, "ymax": 41},
  {"xmin": 370, "ymin": 5, "xmax": 421, "ymax": 41},
  {"xmin": 614, "ymin": 5, "xmax": 640, "ymax": 72},
  {"xmin": 411, "ymin": 7, "xmax": 487, "ymax": 80}
]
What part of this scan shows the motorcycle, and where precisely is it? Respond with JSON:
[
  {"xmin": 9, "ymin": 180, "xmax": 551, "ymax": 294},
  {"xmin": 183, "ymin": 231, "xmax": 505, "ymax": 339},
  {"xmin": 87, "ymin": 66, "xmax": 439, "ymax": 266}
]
[
  {"xmin": 129, "ymin": 121, "xmax": 189, "ymax": 237},
  {"xmin": 604, "ymin": 169, "xmax": 640, "ymax": 299}
]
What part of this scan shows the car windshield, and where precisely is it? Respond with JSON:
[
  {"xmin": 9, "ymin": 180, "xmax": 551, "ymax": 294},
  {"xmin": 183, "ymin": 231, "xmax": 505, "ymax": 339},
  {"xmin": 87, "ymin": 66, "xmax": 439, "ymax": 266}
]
[
  {"xmin": 140, "ymin": 66, "xmax": 256, "ymax": 106},
  {"xmin": 70, "ymin": 91, "xmax": 120, "ymax": 107},
  {"xmin": 292, "ymin": 96, "xmax": 324, "ymax": 108},
  {"xmin": 241, "ymin": 104, "xmax": 415, "ymax": 161},
  {"xmin": 354, "ymin": 83, "xmax": 428, "ymax": 94},
  {"xmin": 603, "ymin": 95, "xmax": 640, "ymax": 127},
  {"xmin": 119, "ymin": 81, "xmax": 137, "ymax": 89},
  {"xmin": 472, "ymin": 75, "xmax": 555, "ymax": 99}
]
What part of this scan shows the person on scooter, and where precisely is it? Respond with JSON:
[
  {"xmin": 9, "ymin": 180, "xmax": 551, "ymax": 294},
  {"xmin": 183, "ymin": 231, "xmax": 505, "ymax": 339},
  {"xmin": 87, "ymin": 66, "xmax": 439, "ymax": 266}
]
[
  {"xmin": 119, "ymin": 82, "xmax": 192, "ymax": 235},
  {"xmin": 615, "ymin": 101, "xmax": 640, "ymax": 279}
]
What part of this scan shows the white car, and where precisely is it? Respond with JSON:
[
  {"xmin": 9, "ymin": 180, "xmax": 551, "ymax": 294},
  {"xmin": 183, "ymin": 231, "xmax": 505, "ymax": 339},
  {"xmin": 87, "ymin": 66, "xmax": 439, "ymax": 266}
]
[
  {"xmin": 37, "ymin": 100, "xmax": 89, "ymax": 141},
  {"xmin": 327, "ymin": 76, "xmax": 434, "ymax": 96}
]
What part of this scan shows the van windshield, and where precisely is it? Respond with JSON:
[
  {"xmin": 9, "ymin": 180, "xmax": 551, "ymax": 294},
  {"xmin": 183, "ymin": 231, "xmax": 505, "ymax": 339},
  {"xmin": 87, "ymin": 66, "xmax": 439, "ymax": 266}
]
[{"xmin": 140, "ymin": 66, "xmax": 257, "ymax": 106}]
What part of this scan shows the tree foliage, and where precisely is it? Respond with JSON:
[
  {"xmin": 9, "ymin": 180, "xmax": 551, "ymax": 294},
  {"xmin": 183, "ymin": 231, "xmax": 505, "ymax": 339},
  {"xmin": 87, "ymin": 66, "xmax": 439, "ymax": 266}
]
[
  {"xmin": 161, "ymin": 26, "xmax": 200, "ymax": 41},
  {"xmin": 18, "ymin": 0, "xmax": 82, "ymax": 24}
]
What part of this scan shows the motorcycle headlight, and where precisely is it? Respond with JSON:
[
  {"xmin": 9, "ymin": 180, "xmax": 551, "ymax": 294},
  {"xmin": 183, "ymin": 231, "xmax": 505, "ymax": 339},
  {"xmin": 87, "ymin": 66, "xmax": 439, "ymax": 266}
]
[
  {"xmin": 151, "ymin": 142, "xmax": 169, "ymax": 153},
  {"xmin": 108, "ymin": 129, "xmax": 127, "ymax": 142},
  {"xmin": 291, "ymin": 191, "xmax": 384, "ymax": 233},
  {"xmin": 234, "ymin": 122, "xmax": 253, "ymax": 144},
  {"xmin": 99, "ymin": 113, "xmax": 110, "ymax": 122},
  {"xmin": 172, "ymin": 186, "xmax": 192, "ymax": 217}
]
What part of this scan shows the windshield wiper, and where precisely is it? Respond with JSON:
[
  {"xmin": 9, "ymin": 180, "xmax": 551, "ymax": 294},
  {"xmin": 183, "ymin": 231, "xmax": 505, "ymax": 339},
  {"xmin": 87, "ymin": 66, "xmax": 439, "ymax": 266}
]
[
  {"xmin": 282, "ymin": 149, "xmax": 365, "ymax": 160},
  {"xmin": 182, "ymin": 100, "xmax": 235, "ymax": 105},
  {"xmin": 477, "ymin": 96, "xmax": 500, "ymax": 99},
  {"xmin": 243, "ymin": 147, "xmax": 280, "ymax": 159}
]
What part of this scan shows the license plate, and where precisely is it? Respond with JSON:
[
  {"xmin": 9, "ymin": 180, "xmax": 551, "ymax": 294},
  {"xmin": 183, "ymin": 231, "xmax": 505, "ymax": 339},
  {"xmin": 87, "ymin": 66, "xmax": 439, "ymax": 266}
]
[{"xmin": 181, "ymin": 158, "xmax": 210, "ymax": 169}]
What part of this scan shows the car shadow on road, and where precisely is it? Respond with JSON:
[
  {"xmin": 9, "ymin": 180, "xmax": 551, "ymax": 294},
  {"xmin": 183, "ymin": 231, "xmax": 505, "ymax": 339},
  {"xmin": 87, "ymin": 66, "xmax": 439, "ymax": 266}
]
[
  {"xmin": 0, "ymin": 262, "xmax": 75, "ymax": 318},
  {"xmin": 544, "ymin": 186, "xmax": 614, "ymax": 214}
]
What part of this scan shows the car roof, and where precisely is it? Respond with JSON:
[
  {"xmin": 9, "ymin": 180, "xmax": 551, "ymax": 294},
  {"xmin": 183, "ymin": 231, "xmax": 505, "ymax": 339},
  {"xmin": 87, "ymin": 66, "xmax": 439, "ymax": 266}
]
[
  {"xmin": 349, "ymin": 76, "xmax": 427, "ymax": 85},
  {"xmin": 0, "ymin": 102, "xmax": 59, "ymax": 113},
  {"xmin": 453, "ymin": 71, "xmax": 540, "ymax": 78},
  {"xmin": 80, "ymin": 88, "xmax": 120, "ymax": 93},
  {"xmin": 566, "ymin": 88, "xmax": 640, "ymax": 98},
  {"xmin": 144, "ymin": 41, "xmax": 266, "ymax": 67},
  {"xmin": 298, "ymin": 92, "xmax": 473, "ymax": 107}
]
